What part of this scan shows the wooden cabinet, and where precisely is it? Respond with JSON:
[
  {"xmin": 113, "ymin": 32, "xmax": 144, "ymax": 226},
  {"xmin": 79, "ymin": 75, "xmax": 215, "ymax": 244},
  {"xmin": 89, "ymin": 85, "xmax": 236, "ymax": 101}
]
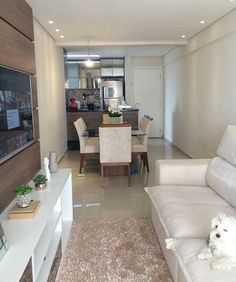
[
  {"xmin": 0, "ymin": 18, "xmax": 36, "ymax": 74},
  {"xmin": 0, "ymin": 169, "xmax": 73, "ymax": 282},
  {"xmin": 0, "ymin": 0, "xmax": 34, "ymax": 40},
  {"xmin": 123, "ymin": 111, "xmax": 138, "ymax": 129},
  {"xmin": 0, "ymin": 0, "xmax": 39, "ymax": 214}
]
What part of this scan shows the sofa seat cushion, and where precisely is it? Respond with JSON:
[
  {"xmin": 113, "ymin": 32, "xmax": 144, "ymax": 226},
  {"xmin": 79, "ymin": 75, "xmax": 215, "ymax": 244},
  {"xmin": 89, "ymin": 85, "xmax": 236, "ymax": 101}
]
[
  {"xmin": 145, "ymin": 186, "xmax": 235, "ymax": 239},
  {"xmin": 172, "ymin": 238, "xmax": 236, "ymax": 282}
]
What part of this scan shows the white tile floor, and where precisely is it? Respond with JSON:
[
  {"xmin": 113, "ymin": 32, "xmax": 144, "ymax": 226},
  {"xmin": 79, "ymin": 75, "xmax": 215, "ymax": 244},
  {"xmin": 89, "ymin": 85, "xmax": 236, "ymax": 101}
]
[{"xmin": 59, "ymin": 138, "xmax": 189, "ymax": 220}]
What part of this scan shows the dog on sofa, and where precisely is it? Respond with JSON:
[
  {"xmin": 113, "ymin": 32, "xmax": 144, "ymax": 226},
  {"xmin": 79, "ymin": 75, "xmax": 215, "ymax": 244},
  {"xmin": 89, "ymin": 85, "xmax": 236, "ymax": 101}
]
[{"xmin": 198, "ymin": 213, "xmax": 236, "ymax": 270}]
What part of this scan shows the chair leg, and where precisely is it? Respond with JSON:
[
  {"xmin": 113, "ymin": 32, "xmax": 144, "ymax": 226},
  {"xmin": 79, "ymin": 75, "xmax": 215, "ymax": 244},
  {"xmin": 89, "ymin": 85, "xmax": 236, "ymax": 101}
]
[
  {"xmin": 128, "ymin": 163, "xmax": 131, "ymax": 186},
  {"xmin": 80, "ymin": 154, "xmax": 84, "ymax": 173},
  {"xmin": 100, "ymin": 164, "xmax": 104, "ymax": 187},
  {"xmin": 143, "ymin": 152, "xmax": 150, "ymax": 172}
]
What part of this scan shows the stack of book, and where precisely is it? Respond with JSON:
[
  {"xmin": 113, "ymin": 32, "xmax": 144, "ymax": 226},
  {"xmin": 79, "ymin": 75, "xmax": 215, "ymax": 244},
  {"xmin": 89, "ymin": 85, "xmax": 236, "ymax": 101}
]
[{"xmin": 8, "ymin": 201, "xmax": 40, "ymax": 219}]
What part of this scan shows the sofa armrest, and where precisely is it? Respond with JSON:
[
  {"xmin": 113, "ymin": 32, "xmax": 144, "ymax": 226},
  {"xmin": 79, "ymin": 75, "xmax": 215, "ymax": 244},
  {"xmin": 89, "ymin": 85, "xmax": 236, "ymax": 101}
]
[{"xmin": 155, "ymin": 159, "xmax": 210, "ymax": 186}]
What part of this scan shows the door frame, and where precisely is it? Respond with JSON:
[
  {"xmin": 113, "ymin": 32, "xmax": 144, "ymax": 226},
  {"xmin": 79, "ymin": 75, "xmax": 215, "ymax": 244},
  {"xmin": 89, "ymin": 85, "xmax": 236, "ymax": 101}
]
[{"xmin": 132, "ymin": 66, "xmax": 163, "ymax": 137}]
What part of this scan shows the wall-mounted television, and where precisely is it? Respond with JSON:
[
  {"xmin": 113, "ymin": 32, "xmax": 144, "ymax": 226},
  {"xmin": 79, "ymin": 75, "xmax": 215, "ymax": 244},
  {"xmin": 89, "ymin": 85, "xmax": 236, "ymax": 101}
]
[{"xmin": 0, "ymin": 65, "xmax": 35, "ymax": 164}]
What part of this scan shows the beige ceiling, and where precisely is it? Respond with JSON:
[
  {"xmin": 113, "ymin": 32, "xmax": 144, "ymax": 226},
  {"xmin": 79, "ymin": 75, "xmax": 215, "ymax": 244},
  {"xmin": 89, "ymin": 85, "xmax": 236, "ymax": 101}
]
[{"xmin": 26, "ymin": 0, "xmax": 236, "ymax": 56}]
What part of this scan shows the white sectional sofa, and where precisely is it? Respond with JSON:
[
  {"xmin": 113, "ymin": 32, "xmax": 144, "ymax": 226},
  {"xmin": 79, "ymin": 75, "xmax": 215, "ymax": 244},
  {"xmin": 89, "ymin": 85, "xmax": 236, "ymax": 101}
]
[{"xmin": 145, "ymin": 125, "xmax": 236, "ymax": 282}]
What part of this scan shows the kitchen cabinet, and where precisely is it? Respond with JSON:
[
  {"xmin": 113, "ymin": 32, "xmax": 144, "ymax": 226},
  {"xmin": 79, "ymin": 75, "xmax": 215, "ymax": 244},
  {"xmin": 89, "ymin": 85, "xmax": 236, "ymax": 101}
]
[{"xmin": 100, "ymin": 58, "xmax": 124, "ymax": 77}]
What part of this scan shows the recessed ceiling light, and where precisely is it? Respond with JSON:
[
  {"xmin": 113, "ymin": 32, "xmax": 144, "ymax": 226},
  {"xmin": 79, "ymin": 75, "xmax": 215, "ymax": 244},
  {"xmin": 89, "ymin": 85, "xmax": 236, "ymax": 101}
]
[
  {"xmin": 49, "ymin": 20, "xmax": 54, "ymax": 24},
  {"xmin": 181, "ymin": 35, "xmax": 186, "ymax": 39},
  {"xmin": 55, "ymin": 29, "xmax": 60, "ymax": 32},
  {"xmin": 229, "ymin": 0, "xmax": 234, "ymax": 2},
  {"xmin": 200, "ymin": 20, "xmax": 205, "ymax": 24},
  {"xmin": 60, "ymin": 35, "xmax": 64, "ymax": 39}
]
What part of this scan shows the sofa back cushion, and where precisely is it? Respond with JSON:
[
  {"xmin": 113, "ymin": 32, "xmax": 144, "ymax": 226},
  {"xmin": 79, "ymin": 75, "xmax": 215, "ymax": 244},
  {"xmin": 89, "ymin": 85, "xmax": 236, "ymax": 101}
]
[
  {"xmin": 206, "ymin": 156, "xmax": 236, "ymax": 208},
  {"xmin": 217, "ymin": 125, "xmax": 236, "ymax": 167}
]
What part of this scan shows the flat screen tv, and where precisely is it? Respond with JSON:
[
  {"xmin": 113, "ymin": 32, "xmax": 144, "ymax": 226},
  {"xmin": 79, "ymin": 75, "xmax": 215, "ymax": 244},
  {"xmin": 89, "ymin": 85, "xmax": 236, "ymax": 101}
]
[{"xmin": 0, "ymin": 65, "xmax": 35, "ymax": 164}]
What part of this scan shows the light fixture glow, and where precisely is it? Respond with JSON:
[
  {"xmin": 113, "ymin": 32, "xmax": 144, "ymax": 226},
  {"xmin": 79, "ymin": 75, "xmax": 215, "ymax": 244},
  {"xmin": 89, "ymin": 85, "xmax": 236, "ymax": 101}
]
[
  {"xmin": 49, "ymin": 20, "xmax": 54, "ymax": 24},
  {"xmin": 84, "ymin": 59, "xmax": 94, "ymax": 67},
  {"xmin": 200, "ymin": 20, "xmax": 205, "ymax": 24},
  {"xmin": 181, "ymin": 35, "xmax": 186, "ymax": 39},
  {"xmin": 60, "ymin": 35, "xmax": 64, "ymax": 38},
  {"xmin": 55, "ymin": 28, "xmax": 60, "ymax": 32},
  {"xmin": 84, "ymin": 40, "xmax": 94, "ymax": 67}
]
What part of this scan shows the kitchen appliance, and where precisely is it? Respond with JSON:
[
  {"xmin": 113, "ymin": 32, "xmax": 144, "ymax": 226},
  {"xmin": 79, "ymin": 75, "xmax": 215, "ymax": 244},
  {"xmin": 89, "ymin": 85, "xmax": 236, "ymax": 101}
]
[{"xmin": 100, "ymin": 79, "xmax": 124, "ymax": 109}]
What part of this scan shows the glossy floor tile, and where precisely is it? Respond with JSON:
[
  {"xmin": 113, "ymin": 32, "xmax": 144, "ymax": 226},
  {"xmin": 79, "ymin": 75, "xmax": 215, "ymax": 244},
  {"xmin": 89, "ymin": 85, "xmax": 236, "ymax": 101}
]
[{"xmin": 59, "ymin": 138, "xmax": 189, "ymax": 220}]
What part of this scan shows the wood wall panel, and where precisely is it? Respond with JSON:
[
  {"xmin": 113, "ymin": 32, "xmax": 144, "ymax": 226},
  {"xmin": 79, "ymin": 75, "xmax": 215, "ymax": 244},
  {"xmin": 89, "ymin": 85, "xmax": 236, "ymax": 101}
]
[
  {"xmin": 33, "ymin": 109, "xmax": 39, "ymax": 140},
  {"xmin": 0, "ymin": 142, "xmax": 41, "ymax": 213},
  {"xmin": 0, "ymin": 18, "xmax": 36, "ymax": 74},
  {"xmin": 31, "ymin": 76, "xmax": 38, "ymax": 108},
  {"xmin": 0, "ymin": 1, "xmax": 41, "ymax": 214},
  {"xmin": 0, "ymin": 0, "xmax": 34, "ymax": 40}
]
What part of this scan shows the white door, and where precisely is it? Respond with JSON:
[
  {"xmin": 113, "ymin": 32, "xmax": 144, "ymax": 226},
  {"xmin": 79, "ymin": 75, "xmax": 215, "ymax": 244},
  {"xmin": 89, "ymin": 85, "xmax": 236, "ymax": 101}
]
[{"xmin": 133, "ymin": 67, "xmax": 162, "ymax": 137}]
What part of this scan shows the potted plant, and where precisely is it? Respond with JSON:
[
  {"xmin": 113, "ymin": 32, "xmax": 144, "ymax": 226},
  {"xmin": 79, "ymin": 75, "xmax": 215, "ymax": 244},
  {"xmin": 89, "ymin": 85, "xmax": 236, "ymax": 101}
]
[
  {"xmin": 108, "ymin": 100, "xmax": 123, "ymax": 124},
  {"xmin": 33, "ymin": 174, "xmax": 47, "ymax": 190},
  {"xmin": 15, "ymin": 184, "xmax": 32, "ymax": 208}
]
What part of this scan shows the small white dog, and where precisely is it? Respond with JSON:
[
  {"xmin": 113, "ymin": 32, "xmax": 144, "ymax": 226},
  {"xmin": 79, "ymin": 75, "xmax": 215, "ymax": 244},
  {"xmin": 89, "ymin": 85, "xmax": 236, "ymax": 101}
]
[{"xmin": 198, "ymin": 213, "xmax": 236, "ymax": 270}]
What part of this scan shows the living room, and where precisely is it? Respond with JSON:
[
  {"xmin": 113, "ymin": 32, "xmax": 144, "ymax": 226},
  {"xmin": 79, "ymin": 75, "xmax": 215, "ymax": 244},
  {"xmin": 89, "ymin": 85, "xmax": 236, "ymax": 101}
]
[{"xmin": 0, "ymin": 0, "xmax": 236, "ymax": 281}]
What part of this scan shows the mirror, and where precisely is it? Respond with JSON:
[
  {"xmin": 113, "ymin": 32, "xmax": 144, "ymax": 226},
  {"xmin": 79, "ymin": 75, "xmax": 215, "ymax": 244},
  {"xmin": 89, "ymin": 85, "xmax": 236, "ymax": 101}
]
[
  {"xmin": 65, "ymin": 61, "xmax": 101, "ymax": 89},
  {"xmin": 79, "ymin": 64, "xmax": 101, "ymax": 89}
]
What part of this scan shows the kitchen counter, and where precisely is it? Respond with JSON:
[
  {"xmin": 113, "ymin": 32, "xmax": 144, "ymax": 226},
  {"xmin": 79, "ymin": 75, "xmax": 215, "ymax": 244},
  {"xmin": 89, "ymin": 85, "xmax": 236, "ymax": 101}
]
[
  {"xmin": 67, "ymin": 109, "xmax": 139, "ymax": 149},
  {"xmin": 67, "ymin": 108, "xmax": 139, "ymax": 112}
]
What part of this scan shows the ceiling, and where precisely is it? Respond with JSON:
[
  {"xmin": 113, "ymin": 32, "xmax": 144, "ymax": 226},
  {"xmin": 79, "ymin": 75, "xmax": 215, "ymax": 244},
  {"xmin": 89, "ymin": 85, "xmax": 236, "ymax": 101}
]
[{"xmin": 26, "ymin": 0, "xmax": 236, "ymax": 57}]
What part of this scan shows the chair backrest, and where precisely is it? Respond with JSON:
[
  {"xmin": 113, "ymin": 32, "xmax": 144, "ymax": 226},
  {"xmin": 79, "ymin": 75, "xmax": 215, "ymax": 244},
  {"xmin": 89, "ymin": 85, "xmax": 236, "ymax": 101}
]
[
  {"xmin": 80, "ymin": 117, "xmax": 87, "ymax": 132},
  {"xmin": 138, "ymin": 115, "xmax": 153, "ymax": 151},
  {"xmin": 74, "ymin": 118, "xmax": 88, "ymax": 153},
  {"xmin": 99, "ymin": 124, "xmax": 131, "ymax": 163},
  {"xmin": 103, "ymin": 113, "xmax": 110, "ymax": 124}
]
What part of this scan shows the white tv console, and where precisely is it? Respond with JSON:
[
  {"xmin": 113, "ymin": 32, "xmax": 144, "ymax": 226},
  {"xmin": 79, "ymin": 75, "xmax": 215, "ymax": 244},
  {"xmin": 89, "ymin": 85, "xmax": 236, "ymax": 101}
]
[{"xmin": 0, "ymin": 168, "xmax": 73, "ymax": 282}]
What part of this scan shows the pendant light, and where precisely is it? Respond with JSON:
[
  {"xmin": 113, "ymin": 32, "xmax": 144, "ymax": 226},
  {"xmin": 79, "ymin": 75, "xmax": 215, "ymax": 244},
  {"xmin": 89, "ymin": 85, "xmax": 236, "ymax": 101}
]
[{"xmin": 84, "ymin": 40, "xmax": 94, "ymax": 67}]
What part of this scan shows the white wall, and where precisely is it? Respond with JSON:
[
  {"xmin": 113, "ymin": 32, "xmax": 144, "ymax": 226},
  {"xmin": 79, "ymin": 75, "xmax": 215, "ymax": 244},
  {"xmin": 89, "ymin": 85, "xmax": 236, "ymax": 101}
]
[
  {"xmin": 125, "ymin": 56, "xmax": 163, "ymax": 106},
  {"xmin": 164, "ymin": 10, "xmax": 236, "ymax": 158},
  {"xmin": 33, "ymin": 20, "xmax": 67, "ymax": 165}
]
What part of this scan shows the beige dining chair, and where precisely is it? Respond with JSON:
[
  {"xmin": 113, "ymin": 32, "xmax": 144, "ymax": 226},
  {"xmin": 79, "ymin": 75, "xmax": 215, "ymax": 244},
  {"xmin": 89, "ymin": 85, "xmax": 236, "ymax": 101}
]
[
  {"xmin": 131, "ymin": 115, "xmax": 153, "ymax": 172},
  {"xmin": 99, "ymin": 123, "xmax": 131, "ymax": 186},
  {"xmin": 102, "ymin": 113, "xmax": 110, "ymax": 124},
  {"xmin": 74, "ymin": 118, "xmax": 99, "ymax": 173}
]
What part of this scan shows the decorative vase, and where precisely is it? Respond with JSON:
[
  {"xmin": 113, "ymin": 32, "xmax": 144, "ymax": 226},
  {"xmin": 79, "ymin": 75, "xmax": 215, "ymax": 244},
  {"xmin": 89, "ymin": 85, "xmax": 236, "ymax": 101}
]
[
  {"xmin": 109, "ymin": 115, "xmax": 123, "ymax": 124},
  {"xmin": 16, "ymin": 193, "xmax": 32, "ymax": 208},
  {"xmin": 49, "ymin": 151, "xmax": 58, "ymax": 173},
  {"xmin": 35, "ymin": 183, "xmax": 47, "ymax": 191}
]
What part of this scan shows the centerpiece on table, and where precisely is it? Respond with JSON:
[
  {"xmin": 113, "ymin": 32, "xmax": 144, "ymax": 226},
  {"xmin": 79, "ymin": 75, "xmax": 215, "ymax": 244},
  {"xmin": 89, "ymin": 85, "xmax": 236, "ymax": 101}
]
[{"xmin": 108, "ymin": 100, "xmax": 123, "ymax": 124}]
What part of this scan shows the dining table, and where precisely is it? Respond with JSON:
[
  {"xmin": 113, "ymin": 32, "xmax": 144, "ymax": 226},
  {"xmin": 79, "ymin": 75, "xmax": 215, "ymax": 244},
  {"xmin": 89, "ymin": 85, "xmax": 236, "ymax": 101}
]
[{"xmin": 82, "ymin": 127, "xmax": 145, "ymax": 137}]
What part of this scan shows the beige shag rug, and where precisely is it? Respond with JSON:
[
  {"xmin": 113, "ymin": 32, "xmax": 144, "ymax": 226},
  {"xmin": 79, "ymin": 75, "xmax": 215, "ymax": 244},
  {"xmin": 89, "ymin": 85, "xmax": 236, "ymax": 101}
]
[{"xmin": 56, "ymin": 217, "xmax": 173, "ymax": 282}]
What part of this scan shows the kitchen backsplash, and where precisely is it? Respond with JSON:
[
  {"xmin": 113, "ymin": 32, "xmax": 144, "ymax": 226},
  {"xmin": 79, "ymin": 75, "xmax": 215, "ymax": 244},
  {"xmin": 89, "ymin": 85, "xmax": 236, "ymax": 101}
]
[{"xmin": 65, "ymin": 89, "xmax": 100, "ymax": 109}]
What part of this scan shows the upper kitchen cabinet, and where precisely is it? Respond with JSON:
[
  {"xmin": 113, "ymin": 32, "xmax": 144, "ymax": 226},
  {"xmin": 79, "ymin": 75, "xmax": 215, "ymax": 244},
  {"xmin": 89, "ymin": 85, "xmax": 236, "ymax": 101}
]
[{"xmin": 100, "ymin": 58, "xmax": 124, "ymax": 77}]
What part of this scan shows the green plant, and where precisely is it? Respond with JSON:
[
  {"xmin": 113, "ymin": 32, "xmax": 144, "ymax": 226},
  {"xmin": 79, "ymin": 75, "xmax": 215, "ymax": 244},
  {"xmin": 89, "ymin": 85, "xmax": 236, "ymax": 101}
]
[
  {"xmin": 15, "ymin": 184, "xmax": 32, "ymax": 195},
  {"xmin": 33, "ymin": 174, "xmax": 47, "ymax": 185}
]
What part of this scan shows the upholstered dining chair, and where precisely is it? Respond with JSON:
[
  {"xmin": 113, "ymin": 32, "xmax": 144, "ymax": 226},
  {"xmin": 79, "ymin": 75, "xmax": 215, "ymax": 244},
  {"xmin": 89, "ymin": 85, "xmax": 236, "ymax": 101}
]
[
  {"xmin": 99, "ymin": 124, "xmax": 131, "ymax": 186},
  {"xmin": 74, "ymin": 118, "xmax": 99, "ymax": 173},
  {"xmin": 102, "ymin": 113, "xmax": 110, "ymax": 124},
  {"xmin": 132, "ymin": 115, "xmax": 153, "ymax": 172}
]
